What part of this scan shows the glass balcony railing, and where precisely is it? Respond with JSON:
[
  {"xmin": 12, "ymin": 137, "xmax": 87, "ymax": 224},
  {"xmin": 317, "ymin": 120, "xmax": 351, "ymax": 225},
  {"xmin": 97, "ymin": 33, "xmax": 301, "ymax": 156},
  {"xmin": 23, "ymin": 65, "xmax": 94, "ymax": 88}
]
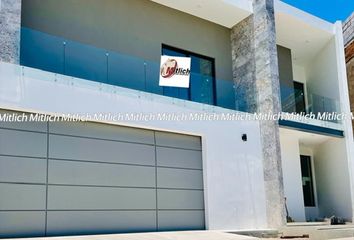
[
  {"xmin": 19, "ymin": 27, "xmax": 341, "ymax": 124},
  {"xmin": 20, "ymin": 27, "xmax": 237, "ymax": 111},
  {"xmin": 281, "ymin": 85, "xmax": 341, "ymax": 123}
]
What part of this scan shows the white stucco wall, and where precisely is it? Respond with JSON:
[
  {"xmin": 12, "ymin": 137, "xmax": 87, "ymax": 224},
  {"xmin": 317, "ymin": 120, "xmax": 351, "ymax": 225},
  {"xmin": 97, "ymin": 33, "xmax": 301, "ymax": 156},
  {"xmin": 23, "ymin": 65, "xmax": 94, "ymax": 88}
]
[
  {"xmin": 0, "ymin": 61, "xmax": 268, "ymax": 230},
  {"xmin": 293, "ymin": 65, "xmax": 306, "ymax": 83},
  {"xmin": 306, "ymin": 37, "xmax": 340, "ymax": 102},
  {"xmin": 314, "ymin": 138, "xmax": 352, "ymax": 220},
  {"xmin": 279, "ymin": 131, "xmax": 306, "ymax": 222},
  {"xmin": 334, "ymin": 21, "xmax": 354, "ymax": 222}
]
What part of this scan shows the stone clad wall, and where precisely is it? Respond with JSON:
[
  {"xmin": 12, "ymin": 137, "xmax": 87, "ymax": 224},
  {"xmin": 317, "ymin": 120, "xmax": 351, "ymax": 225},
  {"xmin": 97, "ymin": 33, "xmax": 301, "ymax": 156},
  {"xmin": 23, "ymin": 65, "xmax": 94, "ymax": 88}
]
[
  {"xmin": 343, "ymin": 12, "xmax": 354, "ymax": 48},
  {"xmin": 231, "ymin": 15, "xmax": 257, "ymax": 113},
  {"xmin": 346, "ymin": 57, "xmax": 354, "ymax": 133},
  {"xmin": 231, "ymin": 0, "xmax": 286, "ymax": 228},
  {"xmin": 0, "ymin": 0, "xmax": 21, "ymax": 64}
]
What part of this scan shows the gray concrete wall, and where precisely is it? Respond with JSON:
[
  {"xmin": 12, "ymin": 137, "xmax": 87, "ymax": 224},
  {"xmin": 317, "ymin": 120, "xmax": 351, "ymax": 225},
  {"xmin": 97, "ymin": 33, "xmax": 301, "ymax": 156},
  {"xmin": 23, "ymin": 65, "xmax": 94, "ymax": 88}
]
[
  {"xmin": 277, "ymin": 45, "xmax": 295, "ymax": 112},
  {"xmin": 21, "ymin": 0, "xmax": 233, "ymax": 81},
  {"xmin": 0, "ymin": 0, "xmax": 21, "ymax": 63}
]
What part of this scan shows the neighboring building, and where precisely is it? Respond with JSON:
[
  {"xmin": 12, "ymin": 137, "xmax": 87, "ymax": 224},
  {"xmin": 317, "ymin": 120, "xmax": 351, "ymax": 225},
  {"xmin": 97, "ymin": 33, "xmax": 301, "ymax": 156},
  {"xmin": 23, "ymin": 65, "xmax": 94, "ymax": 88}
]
[
  {"xmin": 344, "ymin": 12, "xmax": 354, "ymax": 133},
  {"xmin": 0, "ymin": 0, "xmax": 353, "ymax": 238}
]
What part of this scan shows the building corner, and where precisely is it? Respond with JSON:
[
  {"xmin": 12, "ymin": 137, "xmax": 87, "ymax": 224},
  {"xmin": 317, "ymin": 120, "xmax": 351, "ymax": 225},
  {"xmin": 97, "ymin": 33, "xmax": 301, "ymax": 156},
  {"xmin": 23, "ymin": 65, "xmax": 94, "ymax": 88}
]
[{"xmin": 342, "ymin": 13, "xmax": 354, "ymax": 222}]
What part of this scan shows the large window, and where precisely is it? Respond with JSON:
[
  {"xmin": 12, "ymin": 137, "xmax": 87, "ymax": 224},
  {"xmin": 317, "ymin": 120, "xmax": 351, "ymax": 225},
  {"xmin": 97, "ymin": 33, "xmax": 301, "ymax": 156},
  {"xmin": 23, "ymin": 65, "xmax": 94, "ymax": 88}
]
[
  {"xmin": 300, "ymin": 155, "xmax": 316, "ymax": 207},
  {"xmin": 162, "ymin": 45, "xmax": 215, "ymax": 105}
]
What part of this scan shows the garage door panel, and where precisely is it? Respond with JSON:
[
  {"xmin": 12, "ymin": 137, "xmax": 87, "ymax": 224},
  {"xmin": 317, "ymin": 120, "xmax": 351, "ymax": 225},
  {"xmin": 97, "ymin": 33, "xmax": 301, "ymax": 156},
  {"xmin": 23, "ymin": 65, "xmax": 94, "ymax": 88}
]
[
  {"xmin": 0, "ymin": 129, "xmax": 47, "ymax": 157},
  {"xmin": 46, "ymin": 211, "xmax": 156, "ymax": 236},
  {"xmin": 0, "ymin": 211, "xmax": 46, "ymax": 238},
  {"xmin": 48, "ymin": 185, "xmax": 156, "ymax": 210},
  {"xmin": 157, "ymin": 210, "xmax": 205, "ymax": 231},
  {"xmin": 0, "ymin": 183, "xmax": 46, "ymax": 210},
  {"xmin": 49, "ymin": 135, "xmax": 155, "ymax": 165},
  {"xmin": 0, "ymin": 110, "xmax": 47, "ymax": 132},
  {"xmin": 158, "ymin": 189, "xmax": 204, "ymax": 210},
  {"xmin": 49, "ymin": 122, "xmax": 154, "ymax": 144},
  {"xmin": 0, "ymin": 156, "xmax": 46, "ymax": 183},
  {"xmin": 157, "ymin": 147, "xmax": 202, "ymax": 169},
  {"xmin": 0, "ymin": 121, "xmax": 47, "ymax": 133},
  {"xmin": 48, "ymin": 160, "xmax": 155, "ymax": 187},
  {"xmin": 0, "ymin": 112, "xmax": 204, "ymax": 236},
  {"xmin": 155, "ymin": 132, "xmax": 201, "ymax": 150},
  {"xmin": 157, "ymin": 168, "xmax": 203, "ymax": 189}
]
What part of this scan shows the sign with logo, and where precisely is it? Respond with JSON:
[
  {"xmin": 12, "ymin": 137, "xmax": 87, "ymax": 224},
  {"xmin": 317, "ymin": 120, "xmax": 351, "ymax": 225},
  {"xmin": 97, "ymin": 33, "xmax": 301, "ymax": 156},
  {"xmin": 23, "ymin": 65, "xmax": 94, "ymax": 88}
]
[{"xmin": 159, "ymin": 56, "xmax": 191, "ymax": 88}]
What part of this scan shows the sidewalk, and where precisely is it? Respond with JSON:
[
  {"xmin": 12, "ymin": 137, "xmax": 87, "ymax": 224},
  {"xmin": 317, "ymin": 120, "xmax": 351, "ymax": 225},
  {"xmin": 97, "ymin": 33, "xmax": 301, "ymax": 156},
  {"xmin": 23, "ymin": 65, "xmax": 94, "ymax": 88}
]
[{"xmin": 8, "ymin": 231, "xmax": 258, "ymax": 240}]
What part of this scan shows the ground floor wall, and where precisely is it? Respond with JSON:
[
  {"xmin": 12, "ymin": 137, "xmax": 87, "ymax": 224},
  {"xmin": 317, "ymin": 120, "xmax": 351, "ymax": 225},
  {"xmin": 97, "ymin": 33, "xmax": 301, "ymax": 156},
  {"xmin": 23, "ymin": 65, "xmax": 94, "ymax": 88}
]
[
  {"xmin": 314, "ymin": 138, "xmax": 353, "ymax": 221},
  {"xmin": 0, "ymin": 61, "xmax": 269, "ymax": 236},
  {"xmin": 280, "ymin": 128, "xmax": 353, "ymax": 222},
  {"xmin": 279, "ymin": 133, "xmax": 306, "ymax": 222}
]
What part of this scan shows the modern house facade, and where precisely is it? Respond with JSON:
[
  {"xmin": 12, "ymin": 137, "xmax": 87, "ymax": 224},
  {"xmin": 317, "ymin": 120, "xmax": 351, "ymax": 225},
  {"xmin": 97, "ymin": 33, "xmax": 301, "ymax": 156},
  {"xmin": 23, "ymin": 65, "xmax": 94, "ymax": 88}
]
[{"xmin": 0, "ymin": 0, "xmax": 353, "ymax": 238}]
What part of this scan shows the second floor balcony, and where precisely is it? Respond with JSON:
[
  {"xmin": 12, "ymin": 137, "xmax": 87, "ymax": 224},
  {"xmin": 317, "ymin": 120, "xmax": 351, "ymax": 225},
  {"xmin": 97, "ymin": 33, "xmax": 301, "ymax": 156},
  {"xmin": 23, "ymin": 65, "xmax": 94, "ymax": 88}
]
[
  {"xmin": 19, "ymin": 25, "xmax": 344, "ymax": 135},
  {"xmin": 20, "ymin": 27, "xmax": 237, "ymax": 111}
]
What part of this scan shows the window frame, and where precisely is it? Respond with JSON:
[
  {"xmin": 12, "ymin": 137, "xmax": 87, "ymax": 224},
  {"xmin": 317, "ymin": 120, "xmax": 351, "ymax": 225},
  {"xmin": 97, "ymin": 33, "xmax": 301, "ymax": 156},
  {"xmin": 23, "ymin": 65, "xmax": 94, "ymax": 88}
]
[
  {"xmin": 161, "ymin": 44, "xmax": 217, "ymax": 105},
  {"xmin": 293, "ymin": 81, "xmax": 307, "ymax": 114},
  {"xmin": 300, "ymin": 155, "xmax": 316, "ymax": 207}
]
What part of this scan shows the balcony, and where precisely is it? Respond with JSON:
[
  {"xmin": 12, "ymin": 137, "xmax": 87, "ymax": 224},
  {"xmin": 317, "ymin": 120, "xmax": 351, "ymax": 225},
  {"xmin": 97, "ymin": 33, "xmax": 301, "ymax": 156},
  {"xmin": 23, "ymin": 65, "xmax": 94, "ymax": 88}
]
[
  {"xmin": 19, "ymin": 27, "xmax": 344, "ymax": 136},
  {"xmin": 280, "ymin": 83, "xmax": 343, "ymax": 136},
  {"xmin": 280, "ymin": 78, "xmax": 343, "ymax": 137},
  {"xmin": 281, "ymin": 84, "xmax": 340, "ymax": 117},
  {"xmin": 20, "ymin": 27, "xmax": 237, "ymax": 111}
]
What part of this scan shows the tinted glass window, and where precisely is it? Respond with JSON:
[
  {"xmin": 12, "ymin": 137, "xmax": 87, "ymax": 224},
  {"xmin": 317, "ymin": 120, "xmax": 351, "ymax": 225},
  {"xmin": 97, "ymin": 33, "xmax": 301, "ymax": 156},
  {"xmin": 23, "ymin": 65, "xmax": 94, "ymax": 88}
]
[
  {"xmin": 300, "ymin": 155, "xmax": 315, "ymax": 207},
  {"xmin": 162, "ymin": 46, "xmax": 215, "ymax": 104}
]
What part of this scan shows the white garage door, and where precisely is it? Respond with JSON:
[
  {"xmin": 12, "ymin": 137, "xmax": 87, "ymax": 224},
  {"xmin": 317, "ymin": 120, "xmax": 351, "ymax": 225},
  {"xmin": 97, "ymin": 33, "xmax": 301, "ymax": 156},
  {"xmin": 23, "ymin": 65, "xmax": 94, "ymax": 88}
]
[{"xmin": 0, "ymin": 111, "xmax": 205, "ymax": 238}]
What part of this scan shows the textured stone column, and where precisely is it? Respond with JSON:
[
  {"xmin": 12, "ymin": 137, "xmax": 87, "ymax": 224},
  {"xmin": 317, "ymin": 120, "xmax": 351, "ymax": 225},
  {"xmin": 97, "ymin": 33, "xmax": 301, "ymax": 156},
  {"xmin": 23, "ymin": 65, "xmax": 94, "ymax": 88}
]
[
  {"xmin": 231, "ymin": 0, "xmax": 286, "ymax": 228},
  {"xmin": 0, "ymin": 0, "xmax": 22, "ymax": 64},
  {"xmin": 232, "ymin": 15, "xmax": 257, "ymax": 112}
]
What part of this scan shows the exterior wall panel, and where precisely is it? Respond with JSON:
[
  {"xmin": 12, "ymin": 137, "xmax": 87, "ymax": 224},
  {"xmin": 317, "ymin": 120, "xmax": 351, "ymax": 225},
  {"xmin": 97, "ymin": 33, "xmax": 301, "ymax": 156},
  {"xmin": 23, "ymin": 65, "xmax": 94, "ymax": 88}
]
[
  {"xmin": 157, "ymin": 168, "xmax": 203, "ymax": 189},
  {"xmin": 0, "ymin": 129, "xmax": 47, "ymax": 157},
  {"xmin": 0, "ymin": 156, "xmax": 46, "ymax": 183},
  {"xmin": 48, "ymin": 134, "xmax": 155, "ymax": 165},
  {"xmin": 157, "ymin": 210, "xmax": 205, "ymax": 231},
  {"xmin": 157, "ymin": 189, "xmax": 204, "ymax": 210},
  {"xmin": 0, "ymin": 111, "xmax": 47, "ymax": 132},
  {"xmin": 47, "ymin": 186, "xmax": 156, "ymax": 210},
  {"xmin": 49, "ymin": 122, "xmax": 155, "ymax": 144},
  {"xmin": 46, "ymin": 211, "xmax": 157, "ymax": 236},
  {"xmin": 0, "ymin": 212, "xmax": 46, "ymax": 238},
  {"xmin": 48, "ymin": 160, "xmax": 155, "ymax": 187},
  {"xmin": 0, "ymin": 183, "xmax": 46, "ymax": 210},
  {"xmin": 155, "ymin": 132, "xmax": 202, "ymax": 150},
  {"xmin": 156, "ymin": 147, "xmax": 202, "ymax": 170}
]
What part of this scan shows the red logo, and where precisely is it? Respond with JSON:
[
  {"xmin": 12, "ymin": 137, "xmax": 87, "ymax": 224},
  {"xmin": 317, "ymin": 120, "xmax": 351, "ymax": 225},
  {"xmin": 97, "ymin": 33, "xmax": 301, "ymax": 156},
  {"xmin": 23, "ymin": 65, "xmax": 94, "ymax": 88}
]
[{"xmin": 160, "ymin": 58, "xmax": 178, "ymax": 78}]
